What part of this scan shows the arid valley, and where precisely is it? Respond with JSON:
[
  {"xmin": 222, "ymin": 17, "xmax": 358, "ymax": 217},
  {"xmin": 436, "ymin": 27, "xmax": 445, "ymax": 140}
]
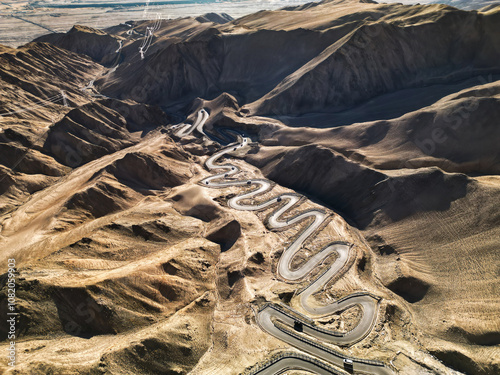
[{"xmin": 0, "ymin": 0, "xmax": 499, "ymax": 374}]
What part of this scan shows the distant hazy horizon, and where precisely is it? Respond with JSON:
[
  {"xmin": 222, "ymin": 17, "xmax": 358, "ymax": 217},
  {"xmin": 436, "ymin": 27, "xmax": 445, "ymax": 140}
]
[
  {"xmin": 0, "ymin": 0, "xmax": 495, "ymax": 46},
  {"xmin": 13, "ymin": 0, "xmax": 499, "ymax": 12}
]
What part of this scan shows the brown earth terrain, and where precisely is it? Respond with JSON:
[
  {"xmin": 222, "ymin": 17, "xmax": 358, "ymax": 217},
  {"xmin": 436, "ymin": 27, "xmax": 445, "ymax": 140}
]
[{"xmin": 0, "ymin": 1, "xmax": 499, "ymax": 374}]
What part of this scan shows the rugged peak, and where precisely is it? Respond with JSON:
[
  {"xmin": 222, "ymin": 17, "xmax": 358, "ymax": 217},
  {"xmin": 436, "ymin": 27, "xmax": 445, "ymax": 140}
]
[
  {"xmin": 195, "ymin": 12, "xmax": 234, "ymax": 24},
  {"xmin": 68, "ymin": 24, "xmax": 108, "ymax": 36},
  {"xmin": 35, "ymin": 25, "xmax": 121, "ymax": 63}
]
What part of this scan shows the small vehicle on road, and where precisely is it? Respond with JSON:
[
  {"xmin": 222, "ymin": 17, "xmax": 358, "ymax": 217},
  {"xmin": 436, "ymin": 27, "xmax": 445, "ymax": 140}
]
[
  {"xmin": 293, "ymin": 321, "xmax": 303, "ymax": 332},
  {"xmin": 343, "ymin": 358, "xmax": 354, "ymax": 373}
]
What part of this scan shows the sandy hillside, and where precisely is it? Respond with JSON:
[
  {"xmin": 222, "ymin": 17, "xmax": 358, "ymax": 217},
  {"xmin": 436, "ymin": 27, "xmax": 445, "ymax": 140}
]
[{"xmin": 0, "ymin": 1, "xmax": 499, "ymax": 374}]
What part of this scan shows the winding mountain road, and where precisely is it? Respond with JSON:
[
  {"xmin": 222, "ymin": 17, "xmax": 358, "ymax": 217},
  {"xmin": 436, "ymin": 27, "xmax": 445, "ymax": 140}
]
[
  {"xmin": 174, "ymin": 109, "xmax": 209, "ymax": 137},
  {"xmin": 176, "ymin": 110, "xmax": 394, "ymax": 374},
  {"xmin": 250, "ymin": 352, "xmax": 344, "ymax": 375},
  {"xmin": 138, "ymin": 15, "xmax": 162, "ymax": 59}
]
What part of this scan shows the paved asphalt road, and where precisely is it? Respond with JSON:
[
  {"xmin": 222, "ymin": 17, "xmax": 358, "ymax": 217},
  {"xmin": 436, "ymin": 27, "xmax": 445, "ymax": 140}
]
[
  {"xmin": 183, "ymin": 112, "xmax": 394, "ymax": 375},
  {"xmin": 174, "ymin": 109, "xmax": 209, "ymax": 137}
]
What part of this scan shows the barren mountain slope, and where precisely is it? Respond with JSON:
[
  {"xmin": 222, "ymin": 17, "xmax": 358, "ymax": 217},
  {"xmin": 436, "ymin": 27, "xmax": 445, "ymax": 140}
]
[
  {"xmin": 34, "ymin": 25, "xmax": 123, "ymax": 64},
  {"xmin": 250, "ymin": 79, "xmax": 500, "ymax": 175},
  {"xmin": 93, "ymin": 0, "xmax": 500, "ymax": 115},
  {"xmin": 0, "ymin": 1, "xmax": 499, "ymax": 375}
]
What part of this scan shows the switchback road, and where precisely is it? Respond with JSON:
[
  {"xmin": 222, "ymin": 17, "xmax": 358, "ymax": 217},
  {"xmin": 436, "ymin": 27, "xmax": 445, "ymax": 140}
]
[{"xmin": 176, "ymin": 111, "xmax": 394, "ymax": 374}]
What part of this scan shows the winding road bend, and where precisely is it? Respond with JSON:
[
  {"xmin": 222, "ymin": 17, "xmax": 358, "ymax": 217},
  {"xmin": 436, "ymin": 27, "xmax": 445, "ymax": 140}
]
[
  {"xmin": 174, "ymin": 109, "xmax": 209, "ymax": 137},
  {"xmin": 138, "ymin": 15, "xmax": 162, "ymax": 59},
  {"xmin": 179, "ymin": 110, "xmax": 394, "ymax": 374}
]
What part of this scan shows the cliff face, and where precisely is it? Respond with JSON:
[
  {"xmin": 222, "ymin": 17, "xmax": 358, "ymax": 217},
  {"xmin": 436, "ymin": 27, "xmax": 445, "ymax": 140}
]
[{"xmin": 1, "ymin": 1, "xmax": 499, "ymax": 375}]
